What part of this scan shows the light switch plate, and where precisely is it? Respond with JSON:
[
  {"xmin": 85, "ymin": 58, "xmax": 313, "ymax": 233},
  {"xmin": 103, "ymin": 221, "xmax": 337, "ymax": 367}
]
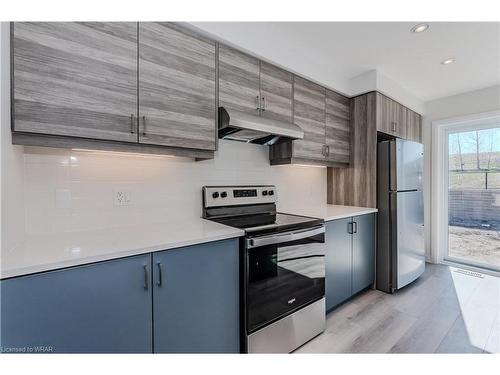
[{"xmin": 113, "ymin": 189, "xmax": 133, "ymax": 206}]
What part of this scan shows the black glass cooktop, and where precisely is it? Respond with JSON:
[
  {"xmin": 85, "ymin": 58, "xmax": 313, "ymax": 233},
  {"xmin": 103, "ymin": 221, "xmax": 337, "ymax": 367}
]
[{"xmin": 210, "ymin": 212, "xmax": 322, "ymax": 233}]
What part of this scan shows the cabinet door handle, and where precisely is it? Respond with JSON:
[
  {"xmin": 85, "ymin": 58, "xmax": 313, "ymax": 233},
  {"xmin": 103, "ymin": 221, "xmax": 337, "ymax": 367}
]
[
  {"xmin": 130, "ymin": 114, "xmax": 136, "ymax": 134},
  {"xmin": 157, "ymin": 262, "xmax": 163, "ymax": 287},
  {"xmin": 261, "ymin": 96, "xmax": 266, "ymax": 111},
  {"xmin": 326, "ymin": 145, "xmax": 330, "ymax": 157},
  {"xmin": 348, "ymin": 222, "xmax": 353, "ymax": 234},
  {"xmin": 143, "ymin": 265, "xmax": 149, "ymax": 290},
  {"xmin": 142, "ymin": 116, "xmax": 147, "ymax": 136},
  {"xmin": 391, "ymin": 122, "xmax": 397, "ymax": 132},
  {"xmin": 353, "ymin": 221, "xmax": 358, "ymax": 234},
  {"xmin": 322, "ymin": 145, "xmax": 327, "ymax": 156},
  {"xmin": 255, "ymin": 95, "xmax": 260, "ymax": 111}
]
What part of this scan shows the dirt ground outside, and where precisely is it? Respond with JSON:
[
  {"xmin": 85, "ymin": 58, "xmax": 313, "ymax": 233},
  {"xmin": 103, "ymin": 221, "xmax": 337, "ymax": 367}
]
[{"xmin": 448, "ymin": 225, "xmax": 500, "ymax": 268}]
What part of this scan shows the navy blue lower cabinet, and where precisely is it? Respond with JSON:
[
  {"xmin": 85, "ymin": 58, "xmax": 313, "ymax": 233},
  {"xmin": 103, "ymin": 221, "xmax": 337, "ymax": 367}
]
[
  {"xmin": 152, "ymin": 238, "xmax": 240, "ymax": 353},
  {"xmin": 0, "ymin": 254, "xmax": 153, "ymax": 353},
  {"xmin": 352, "ymin": 213, "xmax": 376, "ymax": 294},
  {"xmin": 325, "ymin": 217, "xmax": 353, "ymax": 311},
  {"xmin": 325, "ymin": 213, "xmax": 376, "ymax": 313}
]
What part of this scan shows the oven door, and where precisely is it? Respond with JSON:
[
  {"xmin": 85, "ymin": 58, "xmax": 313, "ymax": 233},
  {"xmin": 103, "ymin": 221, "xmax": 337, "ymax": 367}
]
[{"xmin": 245, "ymin": 225, "xmax": 325, "ymax": 333}]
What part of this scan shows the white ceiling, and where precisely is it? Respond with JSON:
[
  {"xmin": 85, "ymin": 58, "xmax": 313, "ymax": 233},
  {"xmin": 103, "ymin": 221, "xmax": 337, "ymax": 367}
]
[{"xmin": 190, "ymin": 22, "xmax": 500, "ymax": 103}]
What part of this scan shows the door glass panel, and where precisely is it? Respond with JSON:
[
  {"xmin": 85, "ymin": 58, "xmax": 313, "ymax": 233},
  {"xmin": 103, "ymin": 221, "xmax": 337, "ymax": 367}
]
[{"xmin": 447, "ymin": 127, "xmax": 500, "ymax": 270}]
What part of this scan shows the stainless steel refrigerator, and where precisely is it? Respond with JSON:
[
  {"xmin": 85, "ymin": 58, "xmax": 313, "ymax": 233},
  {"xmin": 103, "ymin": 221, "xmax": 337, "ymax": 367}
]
[{"xmin": 377, "ymin": 139, "xmax": 425, "ymax": 293}]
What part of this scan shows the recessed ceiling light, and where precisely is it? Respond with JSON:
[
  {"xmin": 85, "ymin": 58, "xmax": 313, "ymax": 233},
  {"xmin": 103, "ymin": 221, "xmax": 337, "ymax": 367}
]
[
  {"xmin": 441, "ymin": 58, "xmax": 456, "ymax": 65},
  {"xmin": 410, "ymin": 23, "xmax": 429, "ymax": 33}
]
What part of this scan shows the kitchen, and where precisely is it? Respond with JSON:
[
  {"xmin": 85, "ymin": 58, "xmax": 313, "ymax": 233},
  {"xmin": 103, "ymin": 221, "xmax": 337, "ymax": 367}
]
[{"xmin": 1, "ymin": 3, "xmax": 499, "ymax": 372}]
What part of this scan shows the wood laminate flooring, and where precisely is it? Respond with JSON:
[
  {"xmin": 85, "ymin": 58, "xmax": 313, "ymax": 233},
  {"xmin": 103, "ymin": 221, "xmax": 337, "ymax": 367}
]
[{"xmin": 295, "ymin": 264, "xmax": 500, "ymax": 353}]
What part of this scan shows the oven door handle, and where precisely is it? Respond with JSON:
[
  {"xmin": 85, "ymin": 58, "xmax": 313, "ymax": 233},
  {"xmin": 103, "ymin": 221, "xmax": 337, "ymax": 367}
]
[{"xmin": 246, "ymin": 225, "xmax": 325, "ymax": 249}]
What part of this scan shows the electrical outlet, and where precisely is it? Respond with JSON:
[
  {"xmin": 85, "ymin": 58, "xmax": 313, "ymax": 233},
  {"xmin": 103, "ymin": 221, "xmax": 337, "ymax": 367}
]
[
  {"xmin": 55, "ymin": 188, "xmax": 72, "ymax": 209},
  {"xmin": 113, "ymin": 189, "xmax": 133, "ymax": 206}
]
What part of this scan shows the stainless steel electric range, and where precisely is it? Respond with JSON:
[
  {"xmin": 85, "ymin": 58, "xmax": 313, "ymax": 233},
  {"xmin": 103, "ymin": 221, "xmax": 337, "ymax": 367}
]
[{"xmin": 202, "ymin": 185, "xmax": 326, "ymax": 353}]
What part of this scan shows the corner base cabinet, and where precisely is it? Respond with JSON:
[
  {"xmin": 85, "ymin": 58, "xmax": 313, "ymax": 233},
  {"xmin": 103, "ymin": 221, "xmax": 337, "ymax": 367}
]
[
  {"xmin": 325, "ymin": 213, "xmax": 376, "ymax": 312},
  {"xmin": 0, "ymin": 238, "xmax": 240, "ymax": 353}
]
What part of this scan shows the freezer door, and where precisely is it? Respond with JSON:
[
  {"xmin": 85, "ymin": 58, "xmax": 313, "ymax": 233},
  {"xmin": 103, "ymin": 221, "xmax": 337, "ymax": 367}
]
[
  {"xmin": 394, "ymin": 139, "xmax": 423, "ymax": 191},
  {"xmin": 395, "ymin": 190, "xmax": 425, "ymax": 289}
]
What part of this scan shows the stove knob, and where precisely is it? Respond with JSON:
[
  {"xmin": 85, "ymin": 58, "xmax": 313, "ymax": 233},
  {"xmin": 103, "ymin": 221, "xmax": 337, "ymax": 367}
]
[
  {"xmin": 212, "ymin": 192, "xmax": 219, "ymax": 199},
  {"xmin": 221, "ymin": 191, "xmax": 227, "ymax": 198},
  {"xmin": 262, "ymin": 190, "xmax": 268, "ymax": 196},
  {"xmin": 268, "ymin": 190, "xmax": 274, "ymax": 196}
]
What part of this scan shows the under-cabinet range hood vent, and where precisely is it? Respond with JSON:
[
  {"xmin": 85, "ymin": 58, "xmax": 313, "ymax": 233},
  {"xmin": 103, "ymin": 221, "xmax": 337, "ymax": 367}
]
[{"xmin": 218, "ymin": 107, "xmax": 304, "ymax": 145}]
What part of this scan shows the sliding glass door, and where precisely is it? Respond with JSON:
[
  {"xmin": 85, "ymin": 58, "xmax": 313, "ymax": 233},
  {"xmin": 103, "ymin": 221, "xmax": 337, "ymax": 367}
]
[{"xmin": 446, "ymin": 126, "xmax": 500, "ymax": 271}]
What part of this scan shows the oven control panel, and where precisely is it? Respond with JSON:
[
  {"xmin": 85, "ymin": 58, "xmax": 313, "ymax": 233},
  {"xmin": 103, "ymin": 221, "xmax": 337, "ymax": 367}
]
[
  {"xmin": 203, "ymin": 185, "xmax": 277, "ymax": 207},
  {"xmin": 233, "ymin": 189, "xmax": 258, "ymax": 198}
]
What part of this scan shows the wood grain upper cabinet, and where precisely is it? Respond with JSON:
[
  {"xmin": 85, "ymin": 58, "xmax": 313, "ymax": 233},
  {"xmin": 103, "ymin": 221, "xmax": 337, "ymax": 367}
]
[
  {"xmin": 391, "ymin": 99, "xmax": 407, "ymax": 139},
  {"xmin": 325, "ymin": 90, "xmax": 351, "ymax": 164},
  {"xmin": 12, "ymin": 22, "xmax": 138, "ymax": 142},
  {"xmin": 376, "ymin": 93, "xmax": 406, "ymax": 138},
  {"xmin": 138, "ymin": 23, "xmax": 216, "ymax": 150},
  {"xmin": 259, "ymin": 62, "xmax": 293, "ymax": 123},
  {"xmin": 328, "ymin": 92, "xmax": 377, "ymax": 208},
  {"xmin": 406, "ymin": 108, "xmax": 422, "ymax": 143},
  {"xmin": 218, "ymin": 45, "xmax": 260, "ymax": 115},
  {"xmin": 293, "ymin": 77, "xmax": 326, "ymax": 161}
]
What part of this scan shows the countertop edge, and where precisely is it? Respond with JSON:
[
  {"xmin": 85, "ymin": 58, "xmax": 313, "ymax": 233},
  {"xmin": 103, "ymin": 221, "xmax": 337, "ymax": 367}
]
[
  {"xmin": 0, "ymin": 228, "xmax": 244, "ymax": 280},
  {"xmin": 323, "ymin": 208, "xmax": 378, "ymax": 221},
  {"xmin": 283, "ymin": 205, "xmax": 378, "ymax": 222},
  {"xmin": 1, "ymin": 206, "xmax": 378, "ymax": 280}
]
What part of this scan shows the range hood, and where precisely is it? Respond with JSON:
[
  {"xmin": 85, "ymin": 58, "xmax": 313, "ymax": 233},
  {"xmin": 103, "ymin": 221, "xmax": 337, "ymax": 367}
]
[{"xmin": 218, "ymin": 107, "xmax": 304, "ymax": 145}]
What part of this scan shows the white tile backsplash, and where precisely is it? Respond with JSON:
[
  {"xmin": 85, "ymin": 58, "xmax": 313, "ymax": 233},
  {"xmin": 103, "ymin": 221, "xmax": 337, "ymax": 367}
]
[{"xmin": 22, "ymin": 140, "xmax": 327, "ymax": 235}]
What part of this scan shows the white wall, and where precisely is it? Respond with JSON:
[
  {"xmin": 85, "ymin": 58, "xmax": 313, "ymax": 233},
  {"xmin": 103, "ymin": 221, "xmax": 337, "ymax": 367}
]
[
  {"xmin": 422, "ymin": 84, "xmax": 500, "ymax": 261},
  {"xmin": 348, "ymin": 70, "xmax": 425, "ymax": 113},
  {"xmin": 187, "ymin": 22, "xmax": 353, "ymax": 96},
  {"xmin": 1, "ymin": 22, "xmax": 25, "ymax": 252},
  {"xmin": 187, "ymin": 22, "xmax": 425, "ymax": 114},
  {"xmin": 21, "ymin": 142, "xmax": 327, "ymax": 236}
]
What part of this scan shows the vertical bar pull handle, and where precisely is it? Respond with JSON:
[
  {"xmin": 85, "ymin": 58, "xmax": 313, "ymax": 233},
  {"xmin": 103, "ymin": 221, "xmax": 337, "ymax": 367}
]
[
  {"xmin": 255, "ymin": 95, "xmax": 260, "ymax": 111},
  {"xmin": 130, "ymin": 114, "xmax": 135, "ymax": 134},
  {"xmin": 348, "ymin": 222, "xmax": 353, "ymax": 234},
  {"xmin": 353, "ymin": 221, "xmax": 358, "ymax": 234},
  {"xmin": 142, "ymin": 116, "xmax": 147, "ymax": 136},
  {"xmin": 143, "ymin": 265, "xmax": 149, "ymax": 290},
  {"xmin": 157, "ymin": 262, "xmax": 163, "ymax": 287},
  {"xmin": 261, "ymin": 96, "xmax": 266, "ymax": 111}
]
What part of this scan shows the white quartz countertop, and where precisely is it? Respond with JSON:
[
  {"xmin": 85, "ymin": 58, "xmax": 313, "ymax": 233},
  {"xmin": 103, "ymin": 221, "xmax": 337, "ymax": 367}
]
[
  {"xmin": 282, "ymin": 204, "xmax": 378, "ymax": 222},
  {"xmin": 1, "ymin": 218, "xmax": 244, "ymax": 279},
  {"xmin": 1, "ymin": 205, "xmax": 377, "ymax": 279}
]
